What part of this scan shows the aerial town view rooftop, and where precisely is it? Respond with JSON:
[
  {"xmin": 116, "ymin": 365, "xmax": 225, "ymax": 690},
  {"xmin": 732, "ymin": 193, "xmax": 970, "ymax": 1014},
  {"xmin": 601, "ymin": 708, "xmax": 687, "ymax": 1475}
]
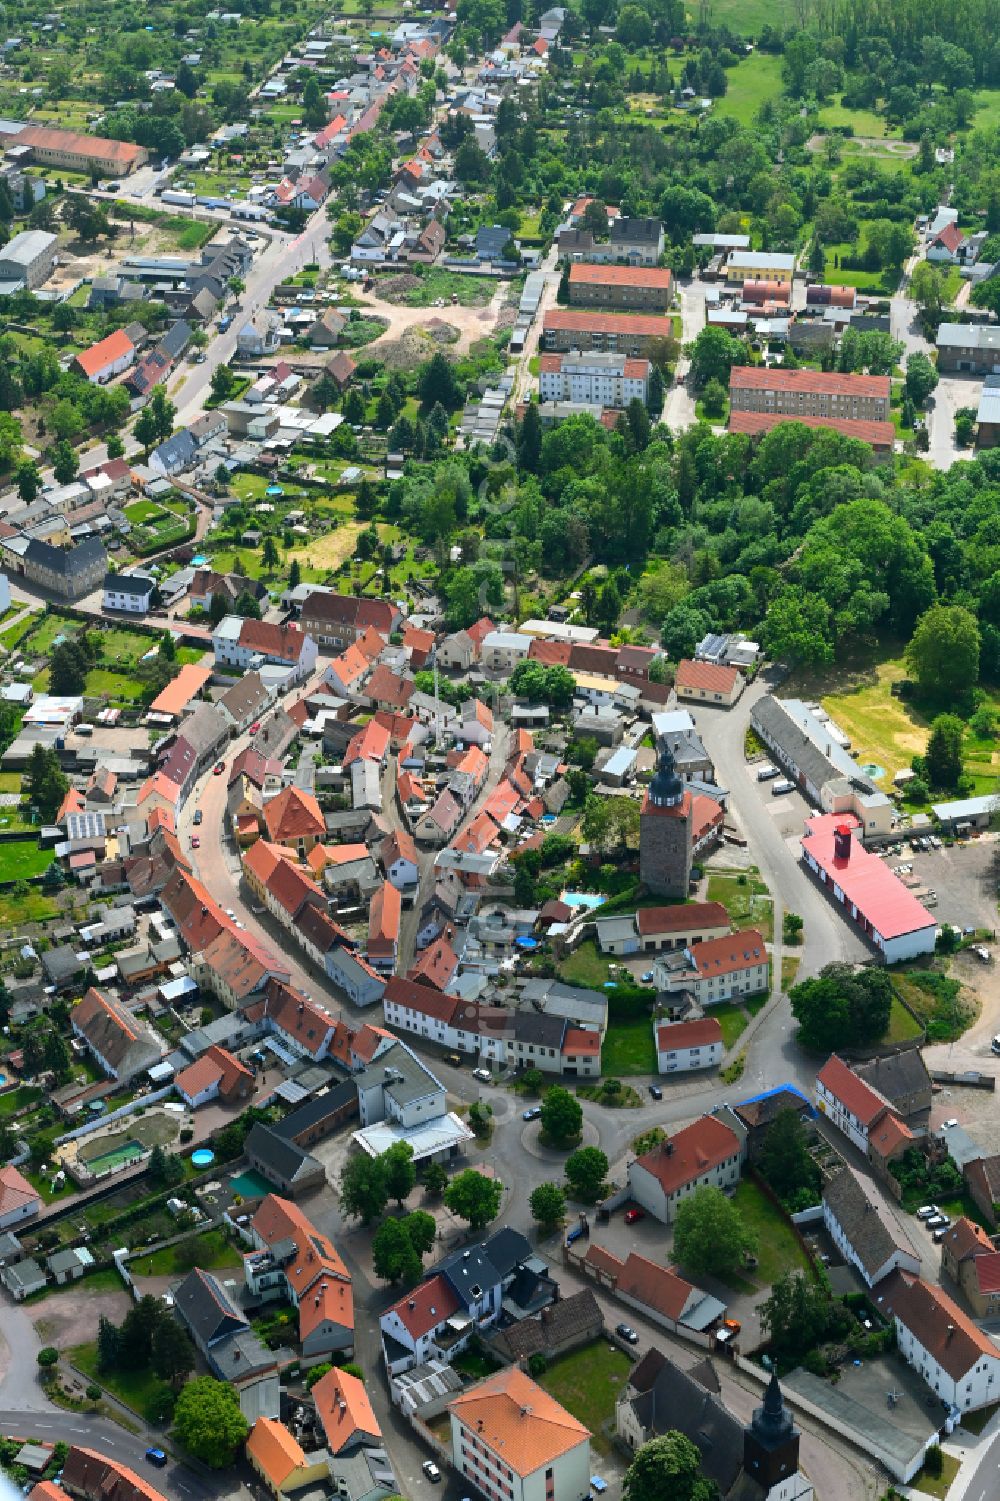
[{"xmin": 0, "ymin": 0, "xmax": 999, "ymax": 1500}]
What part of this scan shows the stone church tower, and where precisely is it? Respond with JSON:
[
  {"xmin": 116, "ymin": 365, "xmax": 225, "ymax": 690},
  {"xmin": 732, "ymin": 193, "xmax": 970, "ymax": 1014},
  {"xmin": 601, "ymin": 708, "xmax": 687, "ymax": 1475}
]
[
  {"xmin": 639, "ymin": 744, "xmax": 693, "ymax": 898},
  {"xmin": 743, "ymin": 1372, "xmax": 804, "ymax": 1499}
]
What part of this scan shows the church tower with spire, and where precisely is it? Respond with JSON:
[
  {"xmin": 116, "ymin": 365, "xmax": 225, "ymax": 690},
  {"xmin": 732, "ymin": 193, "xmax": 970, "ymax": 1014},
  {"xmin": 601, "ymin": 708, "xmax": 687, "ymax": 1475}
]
[
  {"xmin": 639, "ymin": 743, "xmax": 693, "ymax": 898},
  {"xmin": 743, "ymin": 1372, "xmax": 803, "ymax": 1496}
]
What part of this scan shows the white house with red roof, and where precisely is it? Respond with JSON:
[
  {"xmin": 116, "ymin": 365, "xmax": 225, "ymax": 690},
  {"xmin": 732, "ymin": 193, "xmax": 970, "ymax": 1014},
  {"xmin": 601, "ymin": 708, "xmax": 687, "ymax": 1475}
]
[
  {"xmin": 815, "ymin": 1054, "xmax": 897, "ymax": 1154},
  {"xmin": 655, "ymin": 928, "xmax": 769, "ymax": 1006},
  {"xmin": 627, "ymin": 1113, "xmax": 746, "ymax": 1223},
  {"xmin": 655, "ymin": 1016, "xmax": 723, "ymax": 1074},
  {"xmin": 927, "ymin": 221, "xmax": 967, "ymax": 264},
  {"xmin": 380, "ymin": 1272, "xmax": 462, "ymax": 1374},
  {"xmin": 800, "ymin": 815, "xmax": 937, "ymax": 963},
  {"xmin": 0, "ymin": 1165, "xmax": 40, "ymax": 1230},
  {"xmin": 877, "ymin": 1271, "xmax": 1000, "ymax": 1412},
  {"xmin": 674, "ymin": 658, "xmax": 744, "ymax": 708}
]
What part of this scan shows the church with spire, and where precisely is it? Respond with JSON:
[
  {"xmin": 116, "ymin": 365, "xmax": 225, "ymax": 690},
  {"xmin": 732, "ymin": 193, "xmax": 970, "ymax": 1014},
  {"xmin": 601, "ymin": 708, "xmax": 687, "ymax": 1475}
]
[
  {"xmin": 639, "ymin": 743, "xmax": 694, "ymax": 898},
  {"xmin": 617, "ymin": 1348, "xmax": 813, "ymax": 1501}
]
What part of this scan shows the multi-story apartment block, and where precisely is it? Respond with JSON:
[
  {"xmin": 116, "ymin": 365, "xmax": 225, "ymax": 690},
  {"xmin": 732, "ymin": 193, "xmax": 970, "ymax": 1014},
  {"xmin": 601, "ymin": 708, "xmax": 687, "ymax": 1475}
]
[
  {"xmin": 539, "ymin": 351, "xmax": 650, "ymax": 408},
  {"xmin": 729, "ymin": 367, "xmax": 890, "ymax": 423}
]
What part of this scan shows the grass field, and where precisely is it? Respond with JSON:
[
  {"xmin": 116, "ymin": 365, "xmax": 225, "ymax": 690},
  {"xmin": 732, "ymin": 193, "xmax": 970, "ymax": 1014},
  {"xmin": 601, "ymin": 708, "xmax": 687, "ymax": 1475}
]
[
  {"xmin": 138, "ymin": 1228, "xmax": 240, "ymax": 1278},
  {"xmin": 821, "ymin": 658, "xmax": 928, "ymax": 786},
  {"xmin": 0, "ymin": 841, "xmax": 52, "ymax": 880},
  {"xmin": 693, "ymin": 0, "xmax": 794, "ymax": 29},
  {"xmin": 885, "ymin": 995, "xmax": 925, "ymax": 1044},
  {"xmin": 376, "ymin": 268, "xmax": 496, "ymax": 307},
  {"xmin": 285, "ymin": 523, "xmax": 365, "ymax": 576},
  {"xmin": 538, "ymin": 1341, "xmax": 632, "ymax": 1455},
  {"xmin": 815, "ymin": 99, "xmax": 889, "ymax": 136},
  {"xmin": 717, "ymin": 52, "xmax": 784, "ymax": 127},
  {"xmin": 601, "ymin": 1018, "xmax": 657, "ymax": 1076},
  {"xmin": 0, "ymin": 888, "xmax": 59, "ymax": 926},
  {"xmin": 71, "ymin": 1342, "xmax": 172, "ymax": 1424},
  {"xmin": 822, "ymin": 243, "xmax": 899, "ymax": 293},
  {"xmin": 910, "ymin": 1450, "xmax": 960, "ymax": 1499},
  {"xmin": 0, "ymin": 1085, "xmax": 41, "ymax": 1117},
  {"xmin": 731, "ymin": 1180, "xmax": 812, "ymax": 1287},
  {"xmin": 710, "ymin": 1002, "xmax": 750, "ymax": 1050},
  {"xmin": 0, "ymin": 611, "xmax": 41, "ymax": 652},
  {"xmin": 705, "ymin": 869, "xmax": 774, "ymax": 941},
  {"xmin": 558, "ymin": 939, "xmax": 616, "ymax": 989}
]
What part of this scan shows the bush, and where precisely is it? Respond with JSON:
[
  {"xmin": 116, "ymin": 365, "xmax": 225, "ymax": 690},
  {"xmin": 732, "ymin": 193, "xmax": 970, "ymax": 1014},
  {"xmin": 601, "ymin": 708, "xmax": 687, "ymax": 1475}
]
[
  {"xmin": 527, "ymin": 1353, "xmax": 548, "ymax": 1378},
  {"xmin": 86, "ymin": 1384, "xmax": 101, "ymax": 1402},
  {"xmin": 924, "ymin": 1446, "xmax": 943, "ymax": 1479}
]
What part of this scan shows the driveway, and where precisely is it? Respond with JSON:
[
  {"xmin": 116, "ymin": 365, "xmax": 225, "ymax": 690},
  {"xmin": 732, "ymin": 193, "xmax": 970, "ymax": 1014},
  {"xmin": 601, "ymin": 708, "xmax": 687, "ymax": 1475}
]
[{"xmin": 926, "ymin": 373, "xmax": 980, "ymax": 470}]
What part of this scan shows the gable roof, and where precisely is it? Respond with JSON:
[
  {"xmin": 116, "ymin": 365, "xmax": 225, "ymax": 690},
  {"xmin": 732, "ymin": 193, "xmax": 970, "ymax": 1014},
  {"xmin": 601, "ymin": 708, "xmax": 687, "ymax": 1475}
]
[
  {"xmin": 263, "ymin": 785, "xmax": 325, "ymax": 843},
  {"xmin": 632, "ymin": 1115, "xmax": 741, "ymax": 1194},
  {"xmin": 817, "ymin": 1054, "xmax": 892, "ymax": 1128},
  {"xmin": 823, "ymin": 1164, "xmax": 919, "ymax": 1282},
  {"xmin": 878, "ymin": 1271, "xmax": 1000, "ymax": 1379},
  {"xmin": 312, "ymin": 1366, "xmax": 381, "ymax": 1454},
  {"xmin": 448, "ymin": 1367, "xmax": 588, "ymax": 1477},
  {"xmin": 246, "ymin": 1418, "xmax": 308, "ymax": 1490}
]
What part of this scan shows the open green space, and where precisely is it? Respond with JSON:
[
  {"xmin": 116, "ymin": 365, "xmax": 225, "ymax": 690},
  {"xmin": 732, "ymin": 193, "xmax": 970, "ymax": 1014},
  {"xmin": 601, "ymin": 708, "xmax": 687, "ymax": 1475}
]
[
  {"xmin": 730, "ymin": 1180, "xmax": 812, "ymax": 1287},
  {"xmin": 692, "ymin": 0, "xmax": 793, "ymax": 28},
  {"xmin": 71, "ymin": 1342, "xmax": 171, "ymax": 1424},
  {"xmin": 709, "ymin": 1002, "xmax": 750, "ymax": 1051},
  {"xmin": 601, "ymin": 1018, "xmax": 657, "ymax": 1076},
  {"xmin": 0, "ymin": 889, "xmax": 59, "ymax": 927},
  {"xmin": 0, "ymin": 841, "xmax": 53, "ymax": 881},
  {"xmin": 910, "ymin": 1450, "xmax": 960, "ymax": 1499},
  {"xmin": 0, "ymin": 613, "xmax": 41, "ymax": 652},
  {"xmin": 716, "ymin": 52, "xmax": 784, "ymax": 127},
  {"xmin": 884, "ymin": 995, "xmax": 926, "ymax": 1045},
  {"xmin": 705, "ymin": 870, "xmax": 774, "ymax": 942},
  {"xmin": 375, "ymin": 268, "xmax": 496, "ymax": 307},
  {"xmin": 558, "ymin": 939, "xmax": 616, "ymax": 989},
  {"xmin": 138, "ymin": 1228, "xmax": 240, "ymax": 1278},
  {"xmin": 537, "ymin": 1341, "xmax": 633, "ymax": 1455},
  {"xmin": 0, "ymin": 1085, "xmax": 41, "ymax": 1117}
]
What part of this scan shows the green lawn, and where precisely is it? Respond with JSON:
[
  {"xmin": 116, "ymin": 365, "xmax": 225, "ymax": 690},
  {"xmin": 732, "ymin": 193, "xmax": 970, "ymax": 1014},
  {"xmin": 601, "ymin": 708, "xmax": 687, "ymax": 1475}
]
[
  {"xmin": 0, "ymin": 612, "xmax": 40, "ymax": 651},
  {"xmin": 710, "ymin": 1002, "xmax": 750, "ymax": 1050},
  {"xmin": 84, "ymin": 669, "xmax": 148, "ymax": 703},
  {"xmin": 601, "ymin": 1019, "xmax": 657, "ymax": 1076},
  {"xmin": 0, "ymin": 1085, "xmax": 41, "ymax": 1117},
  {"xmin": 0, "ymin": 889, "xmax": 59, "ymax": 926},
  {"xmin": 717, "ymin": 52, "xmax": 784, "ymax": 127},
  {"xmin": 705, "ymin": 870, "xmax": 774, "ymax": 941},
  {"xmin": 559, "ymin": 940, "xmax": 616, "ymax": 989},
  {"xmin": 71, "ymin": 1342, "xmax": 172, "ymax": 1423},
  {"xmin": 822, "ymin": 243, "xmax": 899, "ymax": 294},
  {"xmin": 538, "ymin": 1341, "xmax": 633, "ymax": 1455},
  {"xmin": 695, "ymin": 0, "xmax": 793, "ymax": 29},
  {"xmin": 137, "ymin": 1228, "xmax": 240, "ymax": 1278},
  {"xmin": 910, "ymin": 1450, "xmax": 960, "ymax": 1499},
  {"xmin": 884, "ymin": 996, "xmax": 925, "ymax": 1045},
  {"xmin": 124, "ymin": 500, "xmax": 167, "ymax": 524},
  {"xmin": 730, "ymin": 1180, "xmax": 812, "ymax": 1287},
  {"xmin": 0, "ymin": 841, "xmax": 52, "ymax": 880},
  {"xmin": 814, "ymin": 98, "xmax": 889, "ymax": 136}
]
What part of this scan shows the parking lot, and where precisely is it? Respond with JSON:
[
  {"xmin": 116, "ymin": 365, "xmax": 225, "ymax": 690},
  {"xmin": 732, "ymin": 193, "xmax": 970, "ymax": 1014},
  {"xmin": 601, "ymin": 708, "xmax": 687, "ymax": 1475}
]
[{"xmin": 881, "ymin": 836, "xmax": 998, "ymax": 934}]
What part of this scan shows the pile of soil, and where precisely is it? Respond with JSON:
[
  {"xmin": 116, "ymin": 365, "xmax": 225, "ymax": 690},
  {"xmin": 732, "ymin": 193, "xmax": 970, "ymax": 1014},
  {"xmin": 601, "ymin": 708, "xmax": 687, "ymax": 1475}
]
[
  {"xmin": 377, "ymin": 321, "xmax": 460, "ymax": 371},
  {"xmin": 376, "ymin": 273, "xmax": 423, "ymax": 300}
]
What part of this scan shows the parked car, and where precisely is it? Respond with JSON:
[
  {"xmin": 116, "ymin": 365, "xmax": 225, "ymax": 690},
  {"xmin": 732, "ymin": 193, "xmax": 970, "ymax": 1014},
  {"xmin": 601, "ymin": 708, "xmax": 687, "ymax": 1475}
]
[
  {"xmin": 648, "ymin": 1084, "xmax": 663, "ymax": 1100},
  {"xmin": 193, "ymin": 809, "xmax": 203, "ymax": 825},
  {"xmin": 523, "ymin": 1106, "xmax": 542, "ymax": 1121},
  {"xmin": 926, "ymin": 1214, "xmax": 951, "ymax": 1230},
  {"xmin": 616, "ymin": 1323, "xmax": 639, "ymax": 1344},
  {"xmin": 756, "ymin": 764, "xmax": 780, "ymax": 782},
  {"xmin": 249, "ymin": 721, "xmax": 261, "ymax": 733},
  {"xmin": 145, "ymin": 1451, "xmax": 168, "ymax": 1469},
  {"xmin": 916, "ymin": 1205, "xmax": 940, "ymax": 1220},
  {"xmin": 932, "ymin": 1226, "xmax": 950, "ymax": 1243},
  {"xmin": 624, "ymin": 1207, "xmax": 645, "ymax": 1225},
  {"xmin": 941, "ymin": 1118, "xmax": 959, "ymax": 1129},
  {"xmin": 213, "ymin": 761, "xmax": 225, "ymax": 774},
  {"xmin": 422, "ymin": 1463, "xmax": 441, "ymax": 1483},
  {"xmin": 992, "ymin": 1035, "xmax": 1000, "ymax": 1056},
  {"xmin": 590, "ymin": 1480, "xmax": 608, "ymax": 1495},
  {"xmin": 472, "ymin": 1067, "xmax": 492, "ymax": 1083},
  {"xmin": 771, "ymin": 778, "xmax": 795, "ymax": 796},
  {"xmin": 191, "ymin": 836, "xmax": 200, "ymax": 849}
]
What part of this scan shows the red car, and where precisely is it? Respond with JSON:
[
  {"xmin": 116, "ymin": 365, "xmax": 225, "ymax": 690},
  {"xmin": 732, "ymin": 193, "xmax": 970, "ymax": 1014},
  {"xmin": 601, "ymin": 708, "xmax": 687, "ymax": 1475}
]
[
  {"xmin": 249, "ymin": 721, "xmax": 261, "ymax": 734},
  {"xmin": 191, "ymin": 835, "xmax": 200, "ymax": 849},
  {"xmin": 624, "ymin": 1208, "xmax": 645, "ymax": 1225},
  {"xmin": 213, "ymin": 761, "xmax": 225, "ymax": 775}
]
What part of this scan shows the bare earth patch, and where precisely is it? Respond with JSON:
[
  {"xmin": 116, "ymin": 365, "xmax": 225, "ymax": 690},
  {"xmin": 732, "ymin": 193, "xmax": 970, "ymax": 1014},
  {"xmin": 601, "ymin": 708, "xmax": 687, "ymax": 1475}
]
[{"xmin": 31, "ymin": 1287, "xmax": 132, "ymax": 1350}]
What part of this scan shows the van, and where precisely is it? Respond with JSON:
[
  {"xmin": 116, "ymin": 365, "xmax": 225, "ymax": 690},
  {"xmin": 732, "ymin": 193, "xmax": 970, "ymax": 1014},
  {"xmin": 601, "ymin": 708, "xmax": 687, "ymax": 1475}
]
[
  {"xmin": 771, "ymin": 779, "xmax": 795, "ymax": 796},
  {"xmin": 756, "ymin": 764, "xmax": 780, "ymax": 782}
]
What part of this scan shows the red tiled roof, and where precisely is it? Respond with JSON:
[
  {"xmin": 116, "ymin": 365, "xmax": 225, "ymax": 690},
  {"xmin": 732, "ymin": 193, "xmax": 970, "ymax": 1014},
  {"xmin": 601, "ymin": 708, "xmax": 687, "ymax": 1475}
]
[
  {"xmin": 263, "ymin": 785, "xmax": 325, "ymax": 843},
  {"xmin": 686, "ymin": 928, "xmax": 766, "ymax": 978},
  {"xmin": 728, "ymin": 410, "xmax": 896, "ymax": 449},
  {"xmin": 879, "ymin": 1272, "xmax": 1000, "ymax": 1379},
  {"xmin": 75, "ymin": 328, "xmax": 134, "ymax": 378},
  {"xmin": 369, "ymin": 881, "xmax": 401, "ymax": 948},
  {"xmin": 633, "ymin": 1115, "xmax": 741, "ymax": 1193},
  {"xmin": 528, "ymin": 638, "xmax": 572, "ymax": 667},
  {"xmin": 384, "ymin": 975, "xmax": 459, "ymax": 1023},
  {"xmin": 817, "ymin": 1053, "xmax": 893, "ymax": 1128},
  {"xmin": 675, "ymin": 658, "xmax": 741, "ymax": 694},
  {"xmin": 408, "ymin": 936, "xmax": 458, "ymax": 991},
  {"xmin": 386, "ymin": 1270, "xmax": 460, "ymax": 1337},
  {"xmin": 16, "ymin": 124, "xmax": 145, "ymax": 164},
  {"xmin": 933, "ymin": 222, "xmax": 965, "ymax": 252},
  {"xmin": 562, "ymin": 1027, "xmax": 600, "ymax": 1055},
  {"xmin": 973, "ymin": 1251, "xmax": 1000, "ymax": 1294},
  {"xmin": 656, "ymin": 1017, "xmax": 723, "ymax": 1050},
  {"xmin": 636, "ymin": 902, "xmax": 729, "ymax": 935},
  {"xmin": 729, "ymin": 365, "xmax": 890, "ymax": 399},
  {"xmin": 544, "ymin": 308, "xmax": 674, "ymax": 337},
  {"xmin": 569, "ymin": 263, "xmax": 673, "ymax": 289},
  {"xmin": 803, "ymin": 813, "xmax": 936, "ymax": 942}
]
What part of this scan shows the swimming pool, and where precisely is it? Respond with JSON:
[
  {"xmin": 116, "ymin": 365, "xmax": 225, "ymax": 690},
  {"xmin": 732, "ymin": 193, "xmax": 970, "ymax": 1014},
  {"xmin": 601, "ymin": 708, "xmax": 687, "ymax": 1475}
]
[
  {"xmin": 84, "ymin": 1140, "xmax": 144, "ymax": 1175},
  {"xmin": 191, "ymin": 1148, "xmax": 215, "ymax": 1169},
  {"xmin": 230, "ymin": 1169, "xmax": 272, "ymax": 1199},
  {"xmin": 559, "ymin": 891, "xmax": 606, "ymax": 911}
]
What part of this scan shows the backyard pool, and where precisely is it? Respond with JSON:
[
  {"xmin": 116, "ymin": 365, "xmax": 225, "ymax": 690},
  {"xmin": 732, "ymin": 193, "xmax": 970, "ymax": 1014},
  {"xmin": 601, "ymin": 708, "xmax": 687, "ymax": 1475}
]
[
  {"xmin": 82, "ymin": 1139, "xmax": 144, "ymax": 1175},
  {"xmin": 265, "ymin": 485, "xmax": 284, "ymax": 497},
  {"xmin": 230, "ymin": 1169, "xmax": 272, "ymax": 1199},
  {"xmin": 191, "ymin": 1148, "xmax": 215, "ymax": 1169},
  {"xmin": 560, "ymin": 891, "xmax": 606, "ymax": 911}
]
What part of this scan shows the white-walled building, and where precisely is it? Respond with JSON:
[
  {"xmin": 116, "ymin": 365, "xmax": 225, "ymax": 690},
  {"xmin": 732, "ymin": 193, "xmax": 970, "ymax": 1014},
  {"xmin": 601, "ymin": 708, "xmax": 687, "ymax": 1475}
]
[
  {"xmin": 449, "ymin": 1367, "xmax": 590, "ymax": 1501},
  {"xmin": 815, "ymin": 1054, "xmax": 894, "ymax": 1155},
  {"xmin": 212, "ymin": 616, "xmax": 318, "ymax": 682},
  {"xmin": 879, "ymin": 1273, "xmax": 1000, "ymax": 1413},
  {"xmin": 538, "ymin": 351, "xmax": 650, "ymax": 408},
  {"xmin": 655, "ymin": 1016, "xmax": 723, "ymax": 1074},
  {"xmin": 102, "ymin": 572, "xmax": 156, "ymax": 615},
  {"xmin": 655, "ymin": 929, "xmax": 769, "ymax": 1006},
  {"xmin": 822, "ymin": 1165, "xmax": 921, "ymax": 1288},
  {"xmin": 627, "ymin": 1113, "xmax": 745, "ymax": 1224}
]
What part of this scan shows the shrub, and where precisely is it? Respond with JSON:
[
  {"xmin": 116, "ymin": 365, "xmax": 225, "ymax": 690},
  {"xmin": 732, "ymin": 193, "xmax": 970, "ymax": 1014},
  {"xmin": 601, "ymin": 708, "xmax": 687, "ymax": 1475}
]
[
  {"xmin": 527, "ymin": 1353, "xmax": 548, "ymax": 1378},
  {"xmin": 924, "ymin": 1446, "xmax": 943, "ymax": 1479}
]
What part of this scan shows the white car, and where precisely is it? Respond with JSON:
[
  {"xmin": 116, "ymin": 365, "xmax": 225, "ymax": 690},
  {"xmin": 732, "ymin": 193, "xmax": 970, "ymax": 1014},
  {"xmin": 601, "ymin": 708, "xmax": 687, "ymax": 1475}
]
[
  {"xmin": 472, "ymin": 1067, "xmax": 492, "ymax": 1083},
  {"xmin": 422, "ymin": 1463, "xmax": 441, "ymax": 1483}
]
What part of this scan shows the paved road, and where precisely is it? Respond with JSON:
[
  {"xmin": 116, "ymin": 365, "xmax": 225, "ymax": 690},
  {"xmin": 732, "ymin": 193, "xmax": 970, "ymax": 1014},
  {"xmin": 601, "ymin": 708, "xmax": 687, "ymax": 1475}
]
[
  {"xmin": 0, "ymin": 1402, "xmax": 233, "ymax": 1501},
  {"xmin": 662, "ymin": 274, "xmax": 701, "ymax": 431}
]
